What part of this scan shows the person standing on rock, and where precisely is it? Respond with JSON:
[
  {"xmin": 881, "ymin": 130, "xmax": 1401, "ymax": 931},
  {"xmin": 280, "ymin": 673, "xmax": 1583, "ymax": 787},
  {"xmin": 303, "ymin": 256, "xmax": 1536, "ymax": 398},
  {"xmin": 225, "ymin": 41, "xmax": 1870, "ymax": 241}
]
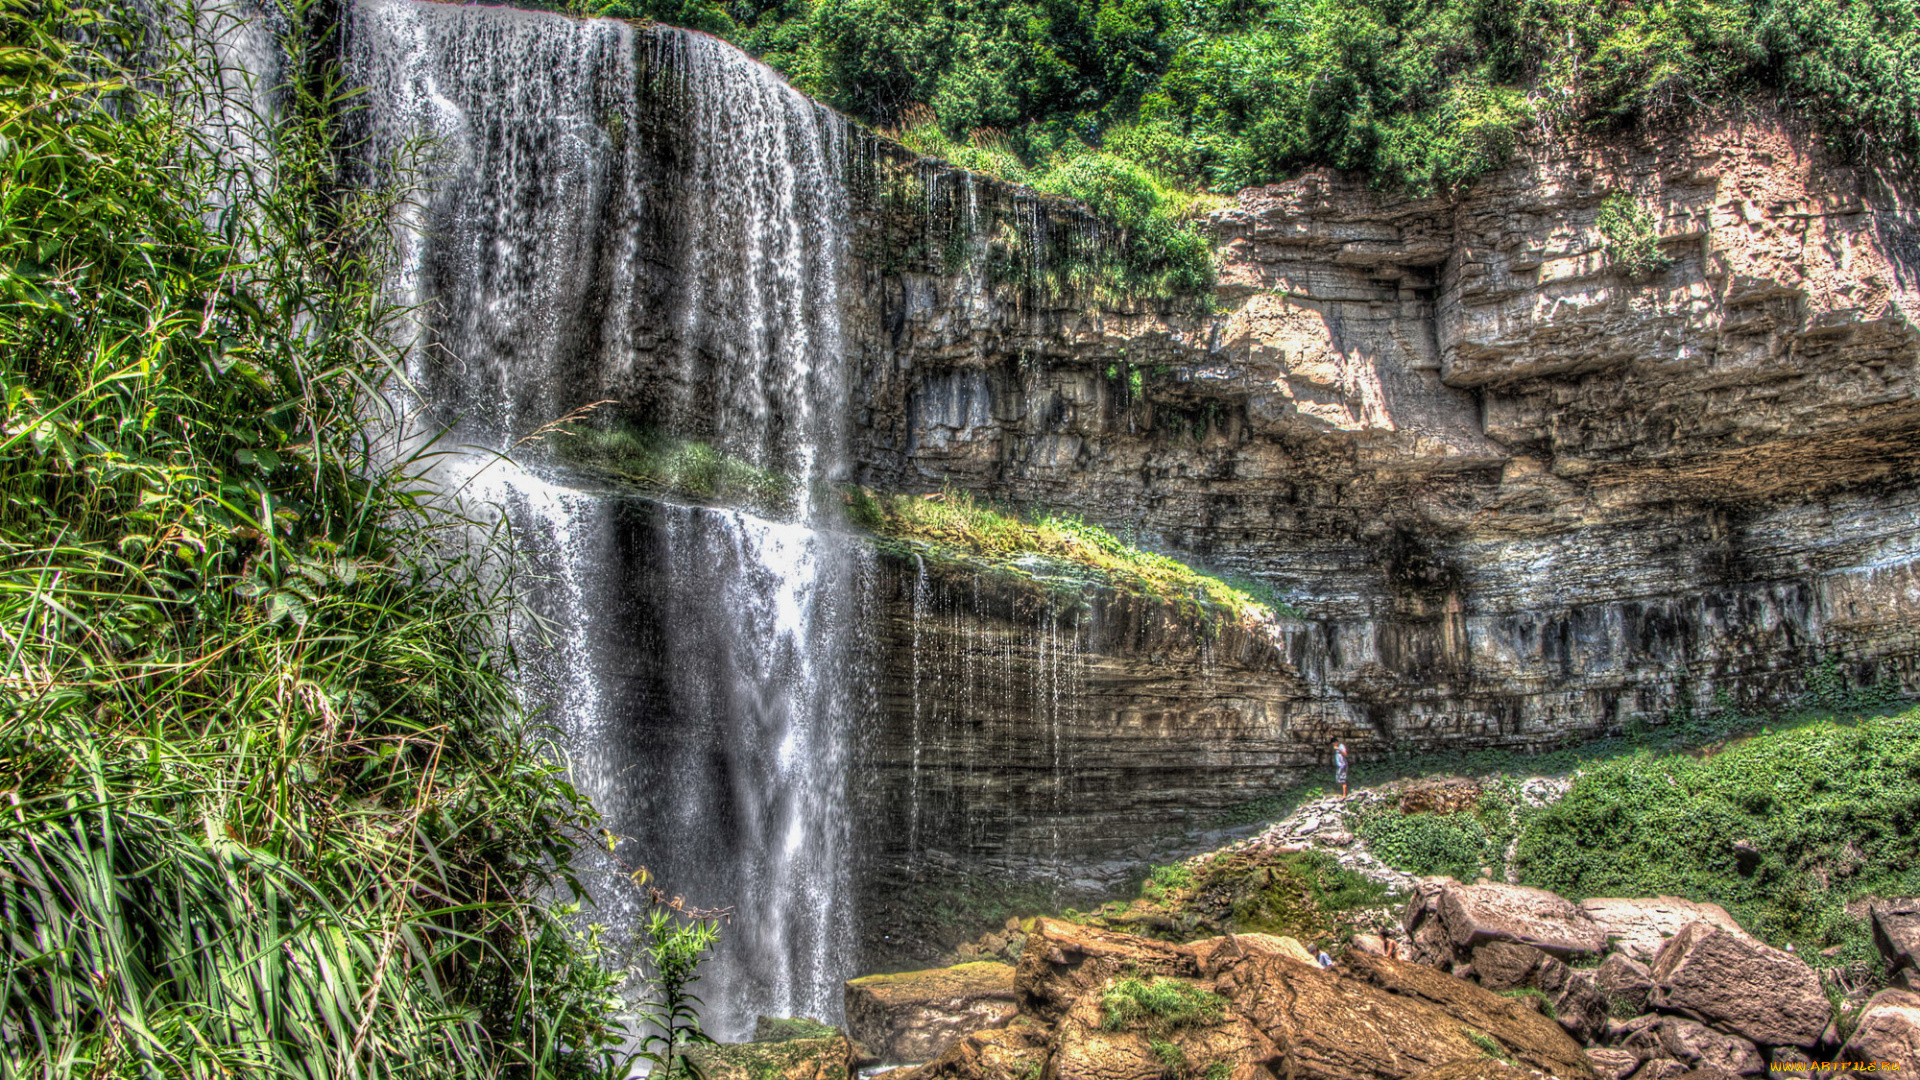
[{"xmin": 1334, "ymin": 740, "xmax": 1349, "ymax": 798}]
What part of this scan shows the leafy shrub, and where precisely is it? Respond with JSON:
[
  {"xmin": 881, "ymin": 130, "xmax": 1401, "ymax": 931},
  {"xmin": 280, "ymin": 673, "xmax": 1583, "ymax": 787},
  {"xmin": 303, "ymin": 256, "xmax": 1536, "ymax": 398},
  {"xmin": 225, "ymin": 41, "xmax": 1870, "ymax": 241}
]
[
  {"xmin": 1512, "ymin": 708, "xmax": 1920, "ymax": 958},
  {"xmin": 1359, "ymin": 809, "xmax": 1497, "ymax": 880}
]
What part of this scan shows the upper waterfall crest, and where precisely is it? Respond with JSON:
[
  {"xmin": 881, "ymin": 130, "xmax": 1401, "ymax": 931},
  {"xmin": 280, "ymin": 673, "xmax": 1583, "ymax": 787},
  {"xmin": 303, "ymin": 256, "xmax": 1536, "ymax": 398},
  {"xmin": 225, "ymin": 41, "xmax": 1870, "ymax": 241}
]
[{"xmin": 350, "ymin": 0, "xmax": 852, "ymax": 491}]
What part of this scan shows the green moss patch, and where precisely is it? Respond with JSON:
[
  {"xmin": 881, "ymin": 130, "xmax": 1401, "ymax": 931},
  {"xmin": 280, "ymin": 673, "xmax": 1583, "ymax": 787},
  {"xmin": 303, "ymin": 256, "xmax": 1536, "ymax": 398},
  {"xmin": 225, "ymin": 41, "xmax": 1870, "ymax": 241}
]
[{"xmin": 848, "ymin": 487, "xmax": 1282, "ymax": 627}]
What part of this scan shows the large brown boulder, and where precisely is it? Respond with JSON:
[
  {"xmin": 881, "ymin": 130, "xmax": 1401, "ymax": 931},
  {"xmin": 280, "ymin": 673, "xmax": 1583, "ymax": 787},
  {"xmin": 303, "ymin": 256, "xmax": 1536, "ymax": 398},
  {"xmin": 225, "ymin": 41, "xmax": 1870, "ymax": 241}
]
[
  {"xmin": 1470, "ymin": 942, "xmax": 1551, "ymax": 992},
  {"xmin": 1577, "ymin": 899, "xmax": 1753, "ymax": 966},
  {"xmin": 1617, "ymin": 1017, "xmax": 1762, "ymax": 1076},
  {"xmin": 896, "ymin": 1017, "xmax": 1052, "ymax": 1080},
  {"xmin": 1438, "ymin": 882, "xmax": 1608, "ymax": 961},
  {"xmin": 1838, "ymin": 988, "xmax": 1920, "ymax": 1070},
  {"xmin": 1871, "ymin": 901, "xmax": 1920, "ymax": 977},
  {"xmin": 1648, "ymin": 922, "xmax": 1829, "ymax": 1048},
  {"xmin": 1339, "ymin": 949, "xmax": 1598, "ymax": 1078},
  {"xmin": 1183, "ymin": 933, "xmax": 1316, "ymax": 978},
  {"xmin": 1584, "ymin": 1049, "xmax": 1641, "ymax": 1080},
  {"xmin": 1049, "ymin": 979, "xmax": 1279, "ymax": 1080},
  {"xmin": 1015, "ymin": 918, "xmax": 1200, "ymax": 1023},
  {"xmin": 845, "ymin": 962, "xmax": 1021, "ymax": 1063},
  {"xmin": 1593, "ymin": 955, "xmax": 1656, "ymax": 1018},
  {"xmin": 1465, "ymin": 941, "xmax": 1607, "ymax": 1044},
  {"xmin": 684, "ymin": 1037, "xmax": 855, "ymax": 1080},
  {"xmin": 1405, "ymin": 879, "xmax": 1462, "ymax": 969},
  {"xmin": 1218, "ymin": 954, "xmax": 1500, "ymax": 1080},
  {"xmin": 1407, "ymin": 1060, "xmax": 1540, "ymax": 1080}
]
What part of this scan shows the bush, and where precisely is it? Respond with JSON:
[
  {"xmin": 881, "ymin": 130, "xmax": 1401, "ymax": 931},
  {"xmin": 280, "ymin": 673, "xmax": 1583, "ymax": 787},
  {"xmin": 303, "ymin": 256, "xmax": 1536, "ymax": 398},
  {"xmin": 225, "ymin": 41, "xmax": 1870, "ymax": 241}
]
[
  {"xmin": 1359, "ymin": 809, "xmax": 1498, "ymax": 880},
  {"xmin": 1512, "ymin": 708, "xmax": 1920, "ymax": 959}
]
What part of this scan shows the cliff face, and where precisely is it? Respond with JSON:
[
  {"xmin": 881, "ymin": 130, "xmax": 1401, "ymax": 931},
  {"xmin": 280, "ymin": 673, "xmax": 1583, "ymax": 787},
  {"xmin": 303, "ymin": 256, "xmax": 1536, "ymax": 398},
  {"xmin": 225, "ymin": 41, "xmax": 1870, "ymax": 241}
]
[{"xmin": 837, "ymin": 110, "xmax": 1920, "ymax": 867}]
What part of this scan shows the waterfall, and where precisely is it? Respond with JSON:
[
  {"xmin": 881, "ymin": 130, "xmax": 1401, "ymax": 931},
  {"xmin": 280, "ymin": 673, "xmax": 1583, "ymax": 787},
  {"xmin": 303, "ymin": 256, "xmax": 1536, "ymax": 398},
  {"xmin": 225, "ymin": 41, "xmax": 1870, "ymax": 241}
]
[{"xmin": 347, "ymin": 0, "xmax": 863, "ymax": 1036}]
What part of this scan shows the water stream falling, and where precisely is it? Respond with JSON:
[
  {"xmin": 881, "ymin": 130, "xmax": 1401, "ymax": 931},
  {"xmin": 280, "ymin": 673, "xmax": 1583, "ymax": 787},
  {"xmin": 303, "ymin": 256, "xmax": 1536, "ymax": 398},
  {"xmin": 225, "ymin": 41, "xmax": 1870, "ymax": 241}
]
[{"xmin": 348, "ymin": 0, "xmax": 865, "ymax": 1035}]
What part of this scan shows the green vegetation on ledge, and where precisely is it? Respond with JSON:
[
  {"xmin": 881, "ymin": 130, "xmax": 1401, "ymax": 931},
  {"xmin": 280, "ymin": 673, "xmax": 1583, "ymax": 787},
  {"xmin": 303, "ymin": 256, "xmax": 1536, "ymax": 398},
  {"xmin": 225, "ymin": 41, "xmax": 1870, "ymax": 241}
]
[
  {"xmin": 551, "ymin": 423, "xmax": 798, "ymax": 517},
  {"xmin": 847, "ymin": 487, "xmax": 1283, "ymax": 626}
]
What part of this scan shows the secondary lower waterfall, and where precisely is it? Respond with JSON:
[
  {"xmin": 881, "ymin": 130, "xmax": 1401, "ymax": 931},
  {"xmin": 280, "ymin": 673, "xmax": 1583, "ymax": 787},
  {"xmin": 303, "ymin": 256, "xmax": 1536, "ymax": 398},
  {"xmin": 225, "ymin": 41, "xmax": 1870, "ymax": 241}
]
[{"xmin": 347, "ymin": 0, "xmax": 865, "ymax": 1035}]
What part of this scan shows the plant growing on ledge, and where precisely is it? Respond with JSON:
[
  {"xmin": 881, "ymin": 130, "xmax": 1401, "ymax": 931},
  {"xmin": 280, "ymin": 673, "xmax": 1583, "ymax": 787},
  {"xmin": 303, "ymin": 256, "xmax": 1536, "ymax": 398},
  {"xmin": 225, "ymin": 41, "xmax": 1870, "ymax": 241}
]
[
  {"xmin": 551, "ymin": 422, "xmax": 797, "ymax": 516},
  {"xmin": 1597, "ymin": 191, "xmax": 1671, "ymax": 277},
  {"xmin": 844, "ymin": 487, "xmax": 1285, "ymax": 626}
]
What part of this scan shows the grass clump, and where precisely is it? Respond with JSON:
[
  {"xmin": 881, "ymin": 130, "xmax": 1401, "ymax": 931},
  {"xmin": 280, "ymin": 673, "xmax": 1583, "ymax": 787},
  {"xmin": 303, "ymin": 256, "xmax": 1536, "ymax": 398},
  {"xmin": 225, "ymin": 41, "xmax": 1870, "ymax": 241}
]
[
  {"xmin": 846, "ymin": 487, "xmax": 1277, "ymax": 626},
  {"xmin": 1099, "ymin": 977, "xmax": 1228, "ymax": 1035},
  {"xmin": 1597, "ymin": 191, "xmax": 1672, "ymax": 276},
  {"xmin": 552, "ymin": 422, "xmax": 796, "ymax": 516},
  {"xmin": 1096, "ymin": 848, "xmax": 1388, "ymax": 946},
  {"xmin": 1513, "ymin": 706, "xmax": 1920, "ymax": 962},
  {"xmin": 0, "ymin": 2, "xmax": 626, "ymax": 1075}
]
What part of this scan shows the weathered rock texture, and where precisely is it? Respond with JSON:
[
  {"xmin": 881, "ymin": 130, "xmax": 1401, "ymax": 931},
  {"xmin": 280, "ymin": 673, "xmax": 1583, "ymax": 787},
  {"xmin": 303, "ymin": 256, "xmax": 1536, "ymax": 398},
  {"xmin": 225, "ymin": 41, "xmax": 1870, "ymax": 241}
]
[
  {"xmin": 837, "ymin": 108, "xmax": 1920, "ymax": 874},
  {"xmin": 845, "ymin": 962, "xmax": 1021, "ymax": 1063},
  {"xmin": 1648, "ymin": 921, "xmax": 1830, "ymax": 1047},
  {"xmin": 903, "ymin": 920, "xmax": 1595, "ymax": 1080}
]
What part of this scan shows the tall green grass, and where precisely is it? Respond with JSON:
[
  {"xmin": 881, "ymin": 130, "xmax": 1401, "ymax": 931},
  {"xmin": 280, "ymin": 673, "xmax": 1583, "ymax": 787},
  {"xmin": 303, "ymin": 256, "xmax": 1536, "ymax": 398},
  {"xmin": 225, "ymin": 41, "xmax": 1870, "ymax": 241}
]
[{"xmin": 0, "ymin": 2, "xmax": 625, "ymax": 1075}]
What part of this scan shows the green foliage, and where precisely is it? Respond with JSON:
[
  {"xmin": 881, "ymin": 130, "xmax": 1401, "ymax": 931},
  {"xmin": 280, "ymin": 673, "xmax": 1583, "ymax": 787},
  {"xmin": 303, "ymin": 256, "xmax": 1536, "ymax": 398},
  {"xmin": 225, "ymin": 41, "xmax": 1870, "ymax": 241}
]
[
  {"xmin": 1596, "ymin": 191, "xmax": 1671, "ymax": 276},
  {"xmin": 1142, "ymin": 862, "xmax": 1197, "ymax": 900},
  {"xmin": 605, "ymin": 0, "xmax": 1920, "ymax": 202},
  {"xmin": 1512, "ymin": 707, "xmax": 1920, "ymax": 960},
  {"xmin": 1358, "ymin": 808, "xmax": 1497, "ymax": 880},
  {"xmin": 0, "ymin": 2, "xmax": 624, "ymax": 1075},
  {"xmin": 1099, "ymin": 977, "xmax": 1228, "ymax": 1035},
  {"xmin": 1462, "ymin": 1028, "xmax": 1511, "ymax": 1063},
  {"xmin": 846, "ymin": 487, "xmax": 1279, "ymax": 626},
  {"xmin": 634, "ymin": 909, "xmax": 723, "ymax": 1080},
  {"xmin": 1498, "ymin": 987, "xmax": 1557, "ymax": 1020},
  {"xmin": 552, "ymin": 422, "xmax": 796, "ymax": 516}
]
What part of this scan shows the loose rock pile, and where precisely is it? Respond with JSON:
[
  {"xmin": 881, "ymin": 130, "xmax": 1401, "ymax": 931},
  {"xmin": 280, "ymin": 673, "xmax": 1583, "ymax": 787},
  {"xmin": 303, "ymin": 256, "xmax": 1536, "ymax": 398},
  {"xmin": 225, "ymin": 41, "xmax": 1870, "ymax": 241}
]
[{"xmin": 829, "ymin": 882, "xmax": 1920, "ymax": 1080}]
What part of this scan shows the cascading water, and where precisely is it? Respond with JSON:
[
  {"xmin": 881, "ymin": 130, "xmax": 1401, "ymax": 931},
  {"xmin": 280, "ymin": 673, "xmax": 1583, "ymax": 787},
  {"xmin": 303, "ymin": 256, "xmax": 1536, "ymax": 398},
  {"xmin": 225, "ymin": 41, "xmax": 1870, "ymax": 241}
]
[{"xmin": 347, "ymin": 0, "xmax": 865, "ymax": 1036}]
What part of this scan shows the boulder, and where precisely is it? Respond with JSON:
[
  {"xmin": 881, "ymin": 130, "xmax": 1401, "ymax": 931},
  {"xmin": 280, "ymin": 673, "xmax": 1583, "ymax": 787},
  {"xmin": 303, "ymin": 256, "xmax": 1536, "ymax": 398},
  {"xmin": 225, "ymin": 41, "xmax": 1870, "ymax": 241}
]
[
  {"xmin": 1578, "ymin": 899, "xmax": 1753, "ymax": 966},
  {"xmin": 1352, "ymin": 933, "xmax": 1389, "ymax": 956},
  {"xmin": 1640, "ymin": 1018, "xmax": 1762, "ymax": 1076},
  {"xmin": 684, "ymin": 1037, "xmax": 854, "ymax": 1080},
  {"xmin": 1837, "ymin": 988, "xmax": 1920, "ymax": 1070},
  {"xmin": 1217, "ymin": 954, "xmax": 1509, "ymax": 1080},
  {"xmin": 1870, "ymin": 900, "xmax": 1920, "ymax": 977},
  {"xmin": 846, "ymin": 962, "xmax": 1021, "ymax": 1063},
  {"xmin": 1407, "ymin": 1060, "xmax": 1539, "ymax": 1080},
  {"xmin": 1437, "ymin": 882, "xmax": 1608, "ymax": 960},
  {"xmin": 1338, "ymin": 949, "xmax": 1598, "ymax": 1078},
  {"xmin": 1470, "ymin": 941, "xmax": 1551, "ymax": 992},
  {"xmin": 1184, "ymin": 932, "xmax": 1316, "ymax": 978},
  {"xmin": 896, "ymin": 1017, "xmax": 1052, "ymax": 1080},
  {"xmin": 1587, "ymin": 1048, "xmax": 1642, "ymax": 1080},
  {"xmin": 1627, "ymin": 1061, "xmax": 1688, "ymax": 1080},
  {"xmin": 1050, "ymin": 979, "xmax": 1279, "ymax": 1080},
  {"xmin": 1649, "ymin": 922, "xmax": 1830, "ymax": 1047},
  {"xmin": 1535, "ymin": 964, "xmax": 1611, "ymax": 1046},
  {"xmin": 1015, "ymin": 918, "xmax": 1199, "ymax": 1023},
  {"xmin": 1404, "ymin": 878, "xmax": 1461, "ymax": 968},
  {"xmin": 1594, "ymin": 955, "xmax": 1656, "ymax": 1018}
]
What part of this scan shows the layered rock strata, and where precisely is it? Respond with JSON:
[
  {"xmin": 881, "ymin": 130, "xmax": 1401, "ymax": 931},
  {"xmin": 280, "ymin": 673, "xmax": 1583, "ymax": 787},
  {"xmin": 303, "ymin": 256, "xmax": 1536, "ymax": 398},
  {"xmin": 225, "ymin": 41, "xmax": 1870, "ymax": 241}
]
[{"xmin": 840, "ymin": 110, "xmax": 1920, "ymax": 867}]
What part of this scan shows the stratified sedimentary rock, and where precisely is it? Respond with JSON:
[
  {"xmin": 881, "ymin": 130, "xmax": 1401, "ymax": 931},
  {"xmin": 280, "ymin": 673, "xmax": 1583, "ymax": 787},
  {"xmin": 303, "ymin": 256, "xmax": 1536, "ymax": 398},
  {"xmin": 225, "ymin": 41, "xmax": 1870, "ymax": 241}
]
[
  {"xmin": 844, "ymin": 962, "xmax": 1021, "ymax": 1063},
  {"xmin": 1578, "ymin": 898, "xmax": 1754, "ymax": 965}
]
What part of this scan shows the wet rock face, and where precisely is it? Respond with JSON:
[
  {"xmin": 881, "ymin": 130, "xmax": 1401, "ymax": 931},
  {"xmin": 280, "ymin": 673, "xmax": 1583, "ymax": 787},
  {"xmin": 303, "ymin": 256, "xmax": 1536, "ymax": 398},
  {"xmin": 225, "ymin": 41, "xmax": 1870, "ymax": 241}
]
[{"xmin": 835, "ymin": 108, "xmax": 1920, "ymax": 869}]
